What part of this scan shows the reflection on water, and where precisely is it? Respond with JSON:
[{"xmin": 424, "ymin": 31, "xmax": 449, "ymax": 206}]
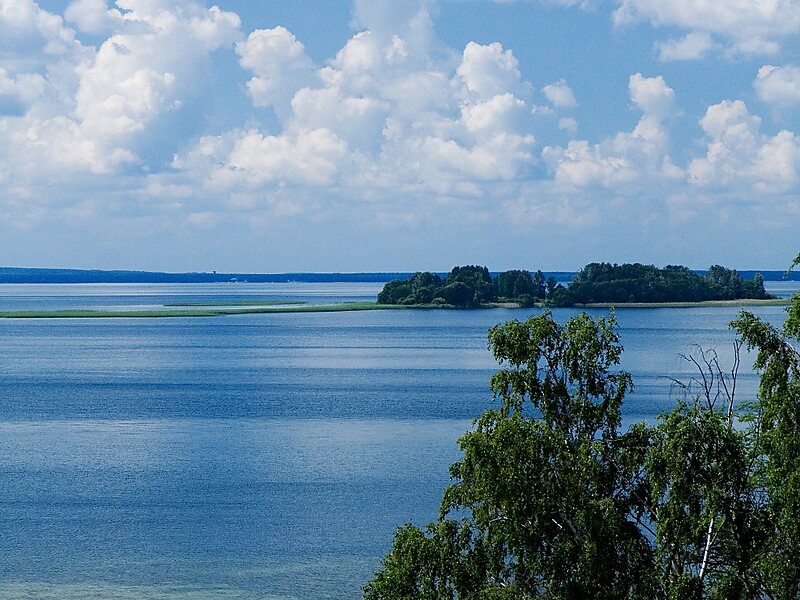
[
  {"xmin": 0, "ymin": 419, "xmax": 465, "ymax": 599},
  {"xmin": 0, "ymin": 282, "xmax": 797, "ymax": 599},
  {"xmin": 0, "ymin": 283, "xmax": 385, "ymax": 313}
]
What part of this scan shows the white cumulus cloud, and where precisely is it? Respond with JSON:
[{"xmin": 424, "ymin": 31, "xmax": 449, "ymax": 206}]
[
  {"xmin": 0, "ymin": 0, "xmax": 242, "ymax": 176},
  {"xmin": 754, "ymin": 65, "xmax": 800, "ymax": 107},
  {"xmin": 177, "ymin": 2, "xmax": 537, "ymax": 203},
  {"xmin": 628, "ymin": 72, "xmax": 676, "ymax": 119},
  {"xmin": 64, "ymin": 0, "xmax": 122, "ymax": 35},
  {"xmin": 236, "ymin": 26, "xmax": 316, "ymax": 118},
  {"xmin": 689, "ymin": 99, "xmax": 800, "ymax": 192},
  {"xmin": 0, "ymin": 68, "xmax": 47, "ymax": 115},
  {"xmin": 4, "ymin": 0, "xmax": 800, "ymax": 248},
  {"xmin": 542, "ymin": 73, "xmax": 681, "ymax": 188},
  {"xmin": 457, "ymin": 41, "xmax": 529, "ymax": 100},
  {"xmin": 615, "ymin": 0, "xmax": 800, "ymax": 57},
  {"xmin": 542, "ymin": 79, "xmax": 577, "ymax": 108},
  {"xmin": 655, "ymin": 32, "xmax": 716, "ymax": 61},
  {"xmin": 558, "ymin": 117, "xmax": 578, "ymax": 133},
  {"xmin": 0, "ymin": 0, "xmax": 79, "ymax": 55},
  {"xmin": 213, "ymin": 128, "xmax": 349, "ymax": 188}
]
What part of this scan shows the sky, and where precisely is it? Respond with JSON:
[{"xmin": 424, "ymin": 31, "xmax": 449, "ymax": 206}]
[{"xmin": 1, "ymin": 0, "xmax": 799, "ymax": 272}]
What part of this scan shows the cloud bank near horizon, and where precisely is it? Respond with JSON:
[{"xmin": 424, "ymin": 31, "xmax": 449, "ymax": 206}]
[{"xmin": 0, "ymin": 0, "xmax": 798, "ymax": 270}]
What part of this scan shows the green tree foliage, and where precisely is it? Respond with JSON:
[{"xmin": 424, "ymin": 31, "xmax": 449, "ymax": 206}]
[
  {"xmin": 446, "ymin": 266, "xmax": 496, "ymax": 306},
  {"xmin": 446, "ymin": 265, "xmax": 492, "ymax": 287},
  {"xmin": 375, "ymin": 262, "xmax": 769, "ymax": 308},
  {"xmin": 706, "ymin": 265, "xmax": 742, "ymax": 300},
  {"xmin": 495, "ymin": 270, "xmax": 537, "ymax": 301},
  {"xmin": 435, "ymin": 282, "xmax": 474, "ymax": 308},
  {"xmin": 409, "ymin": 272, "xmax": 444, "ymax": 304},
  {"xmin": 376, "ymin": 267, "xmax": 562, "ymax": 308},
  {"xmin": 741, "ymin": 272, "xmax": 769, "ymax": 300},
  {"xmin": 376, "ymin": 272, "xmax": 443, "ymax": 305},
  {"xmin": 365, "ymin": 311, "xmax": 655, "ymax": 598},
  {"xmin": 532, "ymin": 270, "xmax": 547, "ymax": 300},
  {"xmin": 365, "ymin": 280, "xmax": 800, "ymax": 598},
  {"xmin": 646, "ymin": 398, "xmax": 762, "ymax": 597},
  {"xmin": 377, "ymin": 280, "xmax": 413, "ymax": 305},
  {"xmin": 559, "ymin": 262, "xmax": 770, "ymax": 306},
  {"xmin": 731, "ymin": 301, "xmax": 800, "ymax": 597},
  {"xmin": 545, "ymin": 276, "xmax": 563, "ymax": 302}
]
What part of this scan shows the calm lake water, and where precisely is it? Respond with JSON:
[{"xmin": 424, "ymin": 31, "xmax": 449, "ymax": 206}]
[{"xmin": 0, "ymin": 282, "xmax": 796, "ymax": 599}]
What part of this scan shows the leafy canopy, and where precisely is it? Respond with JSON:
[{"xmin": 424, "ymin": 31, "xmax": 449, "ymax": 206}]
[
  {"xmin": 366, "ymin": 285, "xmax": 800, "ymax": 598},
  {"xmin": 375, "ymin": 263, "xmax": 769, "ymax": 308},
  {"xmin": 558, "ymin": 262, "xmax": 770, "ymax": 306}
]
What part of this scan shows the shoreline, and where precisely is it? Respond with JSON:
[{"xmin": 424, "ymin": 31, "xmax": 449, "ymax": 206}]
[
  {"xmin": 0, "ymin": 302, "xmax": 399, "ymax": 319},
  {"xmin": 0, "ymin": 297, "xmax": 790, "ymax": 319}
]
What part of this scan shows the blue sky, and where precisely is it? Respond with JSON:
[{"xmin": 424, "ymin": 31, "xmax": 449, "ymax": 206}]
[{"xmin": 1, "ymin": 0, "xmax": 799, "ymax": 272}]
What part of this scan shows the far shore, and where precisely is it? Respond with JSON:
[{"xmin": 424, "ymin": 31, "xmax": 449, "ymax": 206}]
[{"xmin": 0, "ymin": 297, "xmax": 790, "ymax": 319}]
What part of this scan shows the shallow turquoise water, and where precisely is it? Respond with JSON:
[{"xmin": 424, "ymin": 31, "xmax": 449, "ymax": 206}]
[{"xmin": 0, "ymin": 282, "xmax": 795, "ymax": 598}]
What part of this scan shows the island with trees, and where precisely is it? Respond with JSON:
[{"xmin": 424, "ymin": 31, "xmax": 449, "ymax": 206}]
[
  {"xmin": 377, "ymin": 266, "xmax": 565, "ymax": 308},
  {"xmin": 377, "ymin": 262, "xmax": 773, "ymax": 308}
]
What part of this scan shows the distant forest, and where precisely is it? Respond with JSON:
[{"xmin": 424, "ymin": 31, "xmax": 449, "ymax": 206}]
[
  {"xmin": 377, "ymin": 263, "xmax": 772, "ymax": 308},
  {"xmin": 0, "ymin": 268, "xmax": 414, "ymax": 284}
]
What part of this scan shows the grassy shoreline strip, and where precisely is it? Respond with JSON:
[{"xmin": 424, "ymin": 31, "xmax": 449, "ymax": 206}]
[
  {"xmin": 163, "ymin": 300, "xmax": 308, "ymax": 307},
  {"xmin": 0, "ymin": 298, "xmax": 789, "ymax": 319},
  {"xmin": 0, "ymin": 302, "xmax": 404, "ymax": 319}
]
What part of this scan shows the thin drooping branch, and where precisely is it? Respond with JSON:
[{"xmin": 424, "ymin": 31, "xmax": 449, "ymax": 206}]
[
  {"xmin": 667, "ymin": 342, "xmax": 744, "ymax": 585},
  {"xmin": 720, "ymin": 339, "xmax": 741, "ymax": 426},
  {"xmin": 670, "ymin": 343, "xmax": 741, "ymax": 421}
]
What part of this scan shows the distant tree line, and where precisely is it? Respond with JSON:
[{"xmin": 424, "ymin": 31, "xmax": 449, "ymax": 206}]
[
  {"xmin": 0, "ymin": 267, "xmax": 415, "ymax": 284},
  {"xmin": 377, "ymin": 266, "xmax": 565, "ymax": 308},
  {"xmin": 378, "ymin": 263, "xmax": 771, "ymax": 308}
]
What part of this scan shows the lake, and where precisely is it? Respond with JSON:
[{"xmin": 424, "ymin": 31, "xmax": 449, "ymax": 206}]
[{"xmin": 0, "ymin": 282, "xmax": 795, "ymax": 599}]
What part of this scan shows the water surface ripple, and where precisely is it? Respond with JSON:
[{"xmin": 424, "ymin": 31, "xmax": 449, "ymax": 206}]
[{"xmin": 0, "ymin": 282, "xmax": 794, "ymax": 598}]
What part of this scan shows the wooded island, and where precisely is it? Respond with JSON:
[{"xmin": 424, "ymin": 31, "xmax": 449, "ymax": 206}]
[{"xmin": 377, "ymin": 263, "xmax": 771, "ymax": 308}]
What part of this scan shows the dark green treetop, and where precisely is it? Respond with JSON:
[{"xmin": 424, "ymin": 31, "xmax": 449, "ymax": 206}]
[
  {"xmin": 494, "ymin": 270, "xmax": 547, "ymax": 305},
  {"xmin": 375, "ymin": 266, "xmax": 561, "ymax": 308},
  {"xmin": 556, "ymin": 262, "xmax": 770, "ymax": 306},
  {"xmin": 446, "ymin": 266, "xmax": 496, "ymax": 306},
  {"xmin": 376, "ymin": 279, "xmax": 414, "ymax": 305},
  {"xmin": 365, "ymin": 311, "xmax": 656, "ymax": 598}
]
